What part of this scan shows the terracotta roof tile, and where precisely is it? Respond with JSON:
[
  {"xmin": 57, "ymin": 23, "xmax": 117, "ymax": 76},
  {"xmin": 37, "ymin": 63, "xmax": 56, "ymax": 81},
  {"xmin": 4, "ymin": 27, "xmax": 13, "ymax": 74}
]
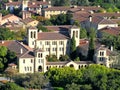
[
  {"xmin": 20, "ymin": 51, "xmax": 34, "ymax": 58},
  {"xmin": 44, "ymin": 6, "xmax": 70, "ymax": 11},
  {"xmin": 38, "ymin": 32, "xmax": 69, "ymax": 40},
  {"xmin": 5, "ymin": 1, "xmax": 21, "ymax": 6},
  {"xmin": 93, "ymin": 12, "xmax": 120, "ymax": 18},
  {"xmin": 22, "ymin": 18, "xmax": 37, "ymax": 24},
  {"xmin": 0, "ymin": 40, "xmax": 14, "ymax": 47},
  {"xmin": 45, "ymin": 25, "xmax": 71, "ymax": 32},
  {"xmin": 99, "ymin": 27, "xmax": 120, "ymax": 36},
  {"xmin": 46, "ymin": 61, "xmax": 69, "ymax": 65}
]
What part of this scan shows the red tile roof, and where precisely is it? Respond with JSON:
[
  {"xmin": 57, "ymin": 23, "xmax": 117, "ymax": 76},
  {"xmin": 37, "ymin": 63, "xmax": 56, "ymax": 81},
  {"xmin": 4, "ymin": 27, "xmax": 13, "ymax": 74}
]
[
  {"xmin": 38, "ymin": 32, "xmax": 69, "ymax": 40},
  {"xmin": 44, "ymin": 6, "xmax": 70, "ymax": 11},
  {"xmin": 5, "ymin": 1, "xmax": 21, "ymax": 6},
  {"xmin": 45, "ymin": 25, "xmax": 71, "ymax": 32},
  {"xmin": 99, "ymin": 26, "xmax": 120, "ymax": 36},
  {"xmin": 0, "ymin": 40, "xmax": 14, "ymax": 47}
]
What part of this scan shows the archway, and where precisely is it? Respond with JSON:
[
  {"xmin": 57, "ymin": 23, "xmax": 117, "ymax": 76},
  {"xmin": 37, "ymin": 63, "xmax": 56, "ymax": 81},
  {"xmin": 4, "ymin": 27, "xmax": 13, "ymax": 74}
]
[
  {"xmin": 38, "ymin": 66, "xmax": 42, "ymax": 72},
  {"xmin": 70, "ymin": 64, "xmax": 74, "ymax": 68}
]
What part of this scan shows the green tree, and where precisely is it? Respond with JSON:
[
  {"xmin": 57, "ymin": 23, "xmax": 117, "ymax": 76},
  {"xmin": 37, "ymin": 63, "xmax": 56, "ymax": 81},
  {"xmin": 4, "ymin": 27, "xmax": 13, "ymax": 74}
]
[
  {"xmin": 80, "ymin": 28, "xmax": 87, "ymax": 39},
  {"xmin": 77, "ymin": 0, "xmax": 90, "ymax": 6},
  {"xmin": 87, "ymin": 28, "xmax": 96, "ymax": 60},
  {"xmin": 0, "ymin": 28, "xmax": 15, "ymax": 40},
  {"xmin": 0, "ymin": 82, "xmax": 24, "ymax": 90},
  {"xmin": 0, "ymin": 46, "xmax": 7, "ymax": 57},
  {"xmin": 51, "ymin": 0, "xmax": 70, "ymax": 6},
  {"xmin": 65, "ymin": 83, "xmax": 80, "ymax": 90},
  {"xmin": 70, "ymin": 34, "xmax": 76, "ymax": 60},
  {"xmin": 59, "ymin": 55, "xmax": 69, "ymax": 61},
  {"xmin": 37, "ymin": 24, "xmax": 49, "ymax": 32},
  {"xmin": 0, "ymin": 10, "xmax": 9, "ymax": 16},
  {"xmin": 0, "ymin": 61, "xmax": 4, "ymax": 70},
  {"xmin": 13, "ymin": 73, "xmax": 48, "ymax": 89},
  {"xmin": 46, "ymin": 67, "xmax": 82, "ymax": 87},
  {"xmin": 46, "ymin": 55, "xmax": 59, "ymax": 62}
]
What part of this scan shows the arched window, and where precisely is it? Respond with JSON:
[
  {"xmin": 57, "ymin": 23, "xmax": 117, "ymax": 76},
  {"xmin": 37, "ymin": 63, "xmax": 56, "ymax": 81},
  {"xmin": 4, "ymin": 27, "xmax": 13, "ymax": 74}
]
[
  {"xmin": 70, "ymin": 64, "xmax": 74, "ymax": 67},
  {"xmin": 31, "ymin": 31, "xmax": 33, "ymax": 38},
  {"xmin": 38, "ymin": 66, "xmax": 42, "ymax": 72},
  {"xmin": 46, "ymin": 66, "xmax": 49, "ymax": 70},
  {"xmin": 76, "ymin": 31, "xmax": 78, "ymax": 38}
]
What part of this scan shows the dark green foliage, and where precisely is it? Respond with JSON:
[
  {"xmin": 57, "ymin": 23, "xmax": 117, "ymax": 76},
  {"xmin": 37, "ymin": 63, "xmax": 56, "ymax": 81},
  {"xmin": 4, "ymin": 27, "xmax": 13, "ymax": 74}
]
[
  {"xmin": 43, "ymin": 13, "xmax": 72, "ymax": 25},
  {"xmin": 70, "ymin": 34, "xmax": 76, "ymax": 60},
  {"xmin": 100, "ymin": 32, "xmax": 120, "ymax": 50},
  {"xmin": 46, "ymin": 55, "xmax": 59, "ymax": 62},
  {"xmin": 80, "ymin": 28, "xmax": 87, "ymax": 39},
  {"xmin": 87, "ymin": 28, "xmax": 96, "ymax": 60},
  {"xmin": 37, "ymin": 25, "xmax": 49, "ymax": 32},
  {"xmin": 51, "ymin": 0, "xmax": 70, "ymax": 6},
  {"xmin": 59, "ymin": 55, "xmax": 69, "ymax": 61},
  {"xmin": 65, "ymin": 83, "xmax": 80, "ymax": 90},
  {"xmin": 0, "ymin": 82, "xmax": 24, "ymax": 90},
  {"xmin": 13, "ymin": 73, "xmax": 48, "ymax": 89},
  {"xmin": 0, "ymin": 46, "xmax": 16, "ymax": 72},
  {"xmin": 0, "ymin": 28, "xmax": 15, "ymax": 40},
  {"xmin": 0, "ymin": 10, "xmax": 9, "ymax": 16}
]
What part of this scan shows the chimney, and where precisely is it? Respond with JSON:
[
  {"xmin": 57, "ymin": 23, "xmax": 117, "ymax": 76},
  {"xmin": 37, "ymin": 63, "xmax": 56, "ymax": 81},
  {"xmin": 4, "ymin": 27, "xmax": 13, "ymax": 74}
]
[
  {"xmin": 20, "ymin": 48, "xmax": 23, "ymax": 54},
  {"xmin": 89, "ymin": 15, "xmax": 92, "ymax": 22},
  {"xmin": 110, "ymin": 46, "xmax": 113, "ymax": 51}
]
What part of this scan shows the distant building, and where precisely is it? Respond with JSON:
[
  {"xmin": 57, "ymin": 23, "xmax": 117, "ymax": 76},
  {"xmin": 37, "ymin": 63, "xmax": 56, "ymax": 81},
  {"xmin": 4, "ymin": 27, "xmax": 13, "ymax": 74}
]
[{"xmin": 5, "ymin": 0, "xmax": 51, "ymax": 15}]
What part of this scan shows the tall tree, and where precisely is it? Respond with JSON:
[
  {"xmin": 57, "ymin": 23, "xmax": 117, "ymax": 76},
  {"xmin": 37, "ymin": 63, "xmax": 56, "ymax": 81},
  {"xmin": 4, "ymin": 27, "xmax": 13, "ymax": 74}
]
[
  {"xmin": 87, "ymin": 28, "xmax": 96, "ymax": 60},
  {"xmin": 70, "ymin": 34, "xmax": 76, "ymax": 60}
]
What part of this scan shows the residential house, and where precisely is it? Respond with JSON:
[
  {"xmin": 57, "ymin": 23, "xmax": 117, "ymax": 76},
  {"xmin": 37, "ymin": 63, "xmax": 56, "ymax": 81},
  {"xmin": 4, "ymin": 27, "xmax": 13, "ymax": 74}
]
[
  {"xmin": 94, "ymin": 45, "xmax": 118, "ymax": 68},
  {"xmin": 22, "ymin": 18, "xmax": 39, "ymax": 27},
  {"xmin": 0, "ymin": 13, "xmax": 22, "ymax": 26},
  {"xmin": 5, "ymin": 0, "xmax": 51, "ymax": 15}
]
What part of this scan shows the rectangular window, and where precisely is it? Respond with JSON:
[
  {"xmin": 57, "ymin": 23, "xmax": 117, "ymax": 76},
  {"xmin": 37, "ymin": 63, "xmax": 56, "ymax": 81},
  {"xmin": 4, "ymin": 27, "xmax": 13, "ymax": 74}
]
[
  {"xmin": 32, "ymin": 41, "xmax": 34, "ymax": 45},
  {"xmin": 30, "ymin": 67, "xmax": 32, "ymax": 71},
  {"xmin": 31, "ymin": 59, "xmax": 33, "ymax": 63},
  {"xmin": 52, "ymin": 41, "xmax": 57, "ymax": 45},
  {"xmin": 40, "ymin": 41, "xmax": 42, "ymax": 45},
  {"xmin": 100, "ymin": 52, "xmax": 104, "ymax": 56},
  {"xmin": 39, "ymin": 59, "xmax": 41, "ymax": 63},
  {"xmin": 38, "ymin": 53, "xmax": 43, "ymax": 58},
  {"xmin": 23, "ymin": 59, "xmax": 25, "ymax": 63},
  {"xmin": 59, "ymin": 41, "xmax": 63, "ymax": 45},
  {"xmin": 24, "ymin": 67, "xmax": 26, "ymax": 71},
  {"xmin": 76, "ymin": 31, "xmax": 78, "ymax": 38},
  {"xmin": 99, "ymin": 57, "xmax": 104, "ymax": 61}
]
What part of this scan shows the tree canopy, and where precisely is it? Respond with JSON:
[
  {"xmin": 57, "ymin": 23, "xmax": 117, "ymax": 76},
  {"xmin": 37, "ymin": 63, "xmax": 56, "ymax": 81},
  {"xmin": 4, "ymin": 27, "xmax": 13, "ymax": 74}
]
[
  {"xmin": 0, "ymin": 82, "xmax": 24, "ymax": 90},
  {"xmin": 0, "ymin": 28, "xmax": 15, "ymax": 40},
  {"xmin": 46, "ymin": 64, "xmax": 120, "ymax": 89}
]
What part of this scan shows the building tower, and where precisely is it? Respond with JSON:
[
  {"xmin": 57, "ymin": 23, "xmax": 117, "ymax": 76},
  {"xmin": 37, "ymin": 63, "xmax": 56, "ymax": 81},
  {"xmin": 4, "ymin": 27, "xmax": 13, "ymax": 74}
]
[
  {"xmin": 69, "ymin": 25, "xmax": 80, "ymax": 47},
  {"xmin": 27, "ymin": 27, "xmax": 38, "ymax": 48},
  {"xmin": 22, "ymin": 0, "xmax": 29, "ymax": 11},
  {"xmin": 34, "ymin": 49, "xmax": 46, "ymax": 72}
]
